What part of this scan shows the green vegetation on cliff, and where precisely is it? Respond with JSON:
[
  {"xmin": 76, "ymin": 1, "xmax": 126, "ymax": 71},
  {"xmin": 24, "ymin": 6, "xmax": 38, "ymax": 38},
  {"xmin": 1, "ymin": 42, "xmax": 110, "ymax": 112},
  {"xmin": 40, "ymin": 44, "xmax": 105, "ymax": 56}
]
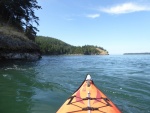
[
  {"xmin": 0, "ymin": 26, "xmax": 40, "ymax": 53},
  {"xmin": 0, "ymin": 0, "xmax": 42, "ymax": 60},
  {"xmin": 36, "ymin": 36, "xmax": 109, "ymax": 55},
  {"xmin": 0, "ymin": 0, "xmax": 108, "ymax": 59},
  {"xmin": 0, "ymin": 0, "xmax": 41, "ymax": 41},
  {"xmin": 0, "ymin": 26, "xmax": 41, "ymax": 60}
]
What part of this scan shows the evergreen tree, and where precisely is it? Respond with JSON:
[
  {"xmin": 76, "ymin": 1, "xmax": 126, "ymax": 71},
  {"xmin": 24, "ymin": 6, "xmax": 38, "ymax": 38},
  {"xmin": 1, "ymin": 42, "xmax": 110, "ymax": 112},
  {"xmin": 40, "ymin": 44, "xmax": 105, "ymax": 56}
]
[
  {"xmin": 35, "ymin": 36, "xmax": 108, "ymax": 55},
  {"xmin": 0, "ymin": 0, "xmax": 41, "ymax": 40}
]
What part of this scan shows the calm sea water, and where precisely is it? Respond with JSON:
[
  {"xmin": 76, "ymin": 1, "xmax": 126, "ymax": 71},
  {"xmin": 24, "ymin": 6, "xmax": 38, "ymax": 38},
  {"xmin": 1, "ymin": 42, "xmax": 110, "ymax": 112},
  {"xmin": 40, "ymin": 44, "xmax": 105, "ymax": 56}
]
[{"xmin": 0, "ymin": 55, "xmax": 150, "ymax": 113}]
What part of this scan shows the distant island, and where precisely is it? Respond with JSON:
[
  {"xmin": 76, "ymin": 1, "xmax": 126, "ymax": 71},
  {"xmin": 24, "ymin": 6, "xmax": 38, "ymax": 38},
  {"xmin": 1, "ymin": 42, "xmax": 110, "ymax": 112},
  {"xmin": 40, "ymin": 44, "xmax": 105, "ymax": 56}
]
[{"xmin": 124, "ymin": 53, "xmax": 150, "ymax": 55}]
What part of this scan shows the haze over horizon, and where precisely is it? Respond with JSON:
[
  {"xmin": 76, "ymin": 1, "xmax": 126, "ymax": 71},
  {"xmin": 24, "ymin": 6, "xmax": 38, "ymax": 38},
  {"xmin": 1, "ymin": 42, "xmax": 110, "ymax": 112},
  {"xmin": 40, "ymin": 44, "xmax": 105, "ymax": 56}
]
[{"xmin": 35, "ymin": 0, "xmax": 150, "ymax": 55}]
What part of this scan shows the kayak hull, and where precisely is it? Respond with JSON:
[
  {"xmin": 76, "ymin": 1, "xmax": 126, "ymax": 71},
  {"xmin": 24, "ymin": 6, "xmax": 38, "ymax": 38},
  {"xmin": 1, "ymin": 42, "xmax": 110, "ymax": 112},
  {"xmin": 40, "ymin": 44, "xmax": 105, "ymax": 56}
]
[{"xmin": 56, "ymin": 75, "xmax": 121, "ymax": 113}]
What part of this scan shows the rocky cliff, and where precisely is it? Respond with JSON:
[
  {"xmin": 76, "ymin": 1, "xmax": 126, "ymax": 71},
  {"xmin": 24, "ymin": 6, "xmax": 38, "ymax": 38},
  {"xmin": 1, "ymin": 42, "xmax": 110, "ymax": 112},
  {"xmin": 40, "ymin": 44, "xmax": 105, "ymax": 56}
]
[
  {"xmin": 96, "ymin": 48, "xmax": 109, "ymax": 55},
  {"xmin": 0, "ymin": 26, "xmax": 41, "ymax": 60}
]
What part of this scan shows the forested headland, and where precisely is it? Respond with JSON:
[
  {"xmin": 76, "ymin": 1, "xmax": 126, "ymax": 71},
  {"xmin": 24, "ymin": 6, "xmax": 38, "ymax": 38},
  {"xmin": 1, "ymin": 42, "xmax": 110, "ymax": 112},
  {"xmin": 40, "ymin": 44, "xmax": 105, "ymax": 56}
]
[
  {"xmin": 0, "ymin": 0, "xmax": 108, "ymax": 60},
  {"xmin": 36, "ymin": 36, "xmax": 109, "ymax": 55}
]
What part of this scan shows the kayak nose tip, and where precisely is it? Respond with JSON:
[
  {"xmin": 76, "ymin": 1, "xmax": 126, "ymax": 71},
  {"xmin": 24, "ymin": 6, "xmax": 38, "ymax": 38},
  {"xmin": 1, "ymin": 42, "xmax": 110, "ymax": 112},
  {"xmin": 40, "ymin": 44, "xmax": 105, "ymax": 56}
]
[{"xmin": 86, "ymin": 74, "xmax": 92, "ymax": 80}]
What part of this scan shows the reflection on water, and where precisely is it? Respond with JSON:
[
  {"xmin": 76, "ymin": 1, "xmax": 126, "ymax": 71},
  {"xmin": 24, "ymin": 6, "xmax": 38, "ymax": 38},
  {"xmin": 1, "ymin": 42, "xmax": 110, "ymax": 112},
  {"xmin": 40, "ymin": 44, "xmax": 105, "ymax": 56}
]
[{"xmin": 0, "ymin": 55, "xmax": 150, "ymax": 113}]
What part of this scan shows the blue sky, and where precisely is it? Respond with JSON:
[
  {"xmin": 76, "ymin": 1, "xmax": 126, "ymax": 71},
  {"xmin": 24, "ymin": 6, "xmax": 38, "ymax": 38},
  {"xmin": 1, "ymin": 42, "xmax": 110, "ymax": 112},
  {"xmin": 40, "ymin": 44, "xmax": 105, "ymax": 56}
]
[{"xmin": 35, "ymin": 0, "xmax": 150, "ymax": 54}]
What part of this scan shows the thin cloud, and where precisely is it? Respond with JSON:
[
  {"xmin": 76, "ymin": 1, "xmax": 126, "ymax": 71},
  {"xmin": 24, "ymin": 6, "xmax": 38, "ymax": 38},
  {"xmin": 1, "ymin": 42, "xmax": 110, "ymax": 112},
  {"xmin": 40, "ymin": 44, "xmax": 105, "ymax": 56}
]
[
  {"xmin": 86, "ymin": 14, "xmax": 100, "ymax": 18},
  {"xmin": 101, "ymin": 3, "xmax": 150, "ymax": 14}
]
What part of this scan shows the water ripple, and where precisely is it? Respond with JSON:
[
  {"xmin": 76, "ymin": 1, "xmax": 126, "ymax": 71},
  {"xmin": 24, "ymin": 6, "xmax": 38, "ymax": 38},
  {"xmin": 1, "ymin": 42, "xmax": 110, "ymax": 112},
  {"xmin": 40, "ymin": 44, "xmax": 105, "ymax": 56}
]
[{"xmin": 0, "ymin": 55, "xmax": 150, "ymax": 113}]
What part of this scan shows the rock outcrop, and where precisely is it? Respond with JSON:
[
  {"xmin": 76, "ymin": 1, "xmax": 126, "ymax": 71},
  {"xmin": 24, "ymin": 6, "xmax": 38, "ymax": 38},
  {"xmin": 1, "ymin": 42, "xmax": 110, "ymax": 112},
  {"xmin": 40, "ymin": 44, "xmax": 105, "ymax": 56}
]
[
  {"xmin": 0, "ymin": 28, "xmax": 41, "ymax": 60},
  {"xmin": 96, "ymin": 48, "xmax": 109, "ymax": 55}
]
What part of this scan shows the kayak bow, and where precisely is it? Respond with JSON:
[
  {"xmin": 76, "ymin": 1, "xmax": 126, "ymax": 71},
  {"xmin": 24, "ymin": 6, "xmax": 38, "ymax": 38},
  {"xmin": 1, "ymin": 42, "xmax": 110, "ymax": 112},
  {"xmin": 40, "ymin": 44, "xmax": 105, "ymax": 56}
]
[{"xmin": 56, "ymin": 74, "xmax": 121, "ymax": 113}]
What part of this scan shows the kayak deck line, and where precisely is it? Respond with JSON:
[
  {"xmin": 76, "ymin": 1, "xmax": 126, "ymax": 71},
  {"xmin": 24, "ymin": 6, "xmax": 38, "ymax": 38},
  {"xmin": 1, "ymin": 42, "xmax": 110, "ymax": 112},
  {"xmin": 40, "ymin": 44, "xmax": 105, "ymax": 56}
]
[
  {"xmin": 67, "ymin": 96, "xmax": 111, "ymax": 106},
  {"xmin": 56, "ymin": 74, "xmax": 122, "ymax": 113}
]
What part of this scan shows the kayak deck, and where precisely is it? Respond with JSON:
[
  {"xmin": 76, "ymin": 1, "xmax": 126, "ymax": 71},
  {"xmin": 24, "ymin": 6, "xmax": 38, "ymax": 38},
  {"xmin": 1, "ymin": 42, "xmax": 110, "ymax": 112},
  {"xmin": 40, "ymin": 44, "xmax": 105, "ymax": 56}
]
[{"xmin": 56, "ymin": 75, "xmax": 121, "ymax": 113}]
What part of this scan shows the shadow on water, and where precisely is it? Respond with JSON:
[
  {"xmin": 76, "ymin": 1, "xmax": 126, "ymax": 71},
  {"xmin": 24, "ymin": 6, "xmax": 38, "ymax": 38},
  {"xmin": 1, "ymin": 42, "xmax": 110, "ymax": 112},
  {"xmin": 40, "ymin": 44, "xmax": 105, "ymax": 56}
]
[
  {"xmin": 0, "ymin": 70, "xmax": 33, "ymax": 113},
  {"xmin": 0, "ymin": 60, "xmax": 68, "ymax": 113}
]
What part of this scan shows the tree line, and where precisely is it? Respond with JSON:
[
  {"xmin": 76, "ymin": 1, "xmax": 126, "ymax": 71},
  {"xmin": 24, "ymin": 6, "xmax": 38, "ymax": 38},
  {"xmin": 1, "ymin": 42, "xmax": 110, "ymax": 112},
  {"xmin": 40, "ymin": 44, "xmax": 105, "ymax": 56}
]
[
  {"xmin": 36, "ymin": 36, "xmax": 107, "ymax": 55},
  {"xmin": 0, "ymin": 0, "xmax": 41, "ymax": 41}
]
